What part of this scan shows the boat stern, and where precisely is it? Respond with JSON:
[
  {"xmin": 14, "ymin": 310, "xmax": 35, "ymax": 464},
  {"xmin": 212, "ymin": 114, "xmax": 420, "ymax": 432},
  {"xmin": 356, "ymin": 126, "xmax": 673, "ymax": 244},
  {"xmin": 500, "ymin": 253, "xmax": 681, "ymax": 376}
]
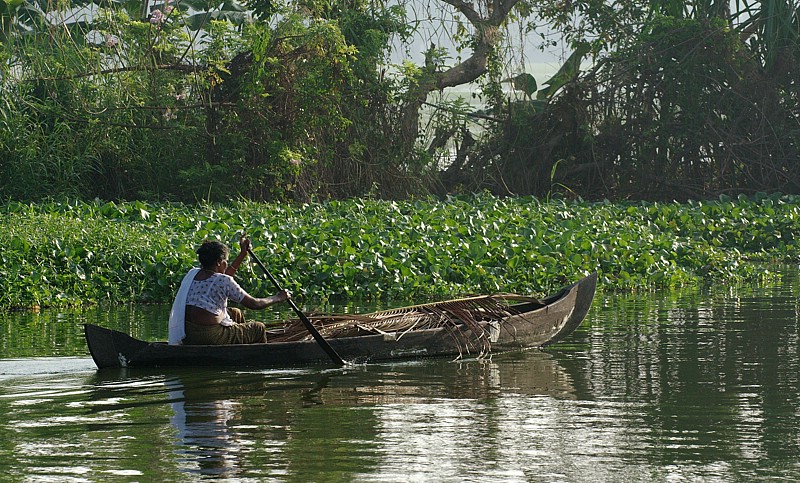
[{"xmin": 84, "ymin": 324, "xmax": 148, "ymax": 369}]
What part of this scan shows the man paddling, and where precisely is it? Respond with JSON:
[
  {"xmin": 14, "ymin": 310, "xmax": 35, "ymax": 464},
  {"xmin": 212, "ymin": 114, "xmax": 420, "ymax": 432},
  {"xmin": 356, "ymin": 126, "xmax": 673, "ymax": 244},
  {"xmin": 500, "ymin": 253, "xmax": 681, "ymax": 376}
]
[{"xmin": 168, "ymin": 236, "xmax": 290, "ymax": 345}]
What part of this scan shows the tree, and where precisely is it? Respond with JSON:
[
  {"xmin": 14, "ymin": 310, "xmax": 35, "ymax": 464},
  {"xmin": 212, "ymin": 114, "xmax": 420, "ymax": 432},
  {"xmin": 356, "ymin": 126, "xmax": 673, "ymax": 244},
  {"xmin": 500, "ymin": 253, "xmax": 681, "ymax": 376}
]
[{"xmin": 467, "ymin": 4, "xmax": 800, "ymax": 200}]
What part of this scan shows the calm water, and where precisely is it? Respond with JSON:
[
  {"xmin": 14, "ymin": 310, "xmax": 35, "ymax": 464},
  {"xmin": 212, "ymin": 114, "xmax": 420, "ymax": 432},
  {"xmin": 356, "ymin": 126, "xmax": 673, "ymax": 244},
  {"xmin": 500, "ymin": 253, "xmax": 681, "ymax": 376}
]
[{"xmin": 1, "ymin": 269, "xmax": 800, "ymax": 481}]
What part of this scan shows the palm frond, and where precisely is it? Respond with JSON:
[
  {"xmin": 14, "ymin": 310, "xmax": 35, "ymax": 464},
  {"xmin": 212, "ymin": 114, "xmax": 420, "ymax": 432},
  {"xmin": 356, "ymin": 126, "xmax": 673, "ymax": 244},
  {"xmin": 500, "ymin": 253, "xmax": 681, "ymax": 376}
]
[{"xmin": 265, "ymin": 294, "xmax": 542, "ymax": 357}]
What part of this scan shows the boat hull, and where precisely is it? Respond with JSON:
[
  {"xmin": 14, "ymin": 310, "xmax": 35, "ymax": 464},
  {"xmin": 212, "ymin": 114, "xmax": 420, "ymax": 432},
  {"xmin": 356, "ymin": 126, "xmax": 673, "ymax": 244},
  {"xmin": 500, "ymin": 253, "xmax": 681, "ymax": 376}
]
[{"xmin": 85, "ymin": 273, "xmax": 596, "ymax": 369}]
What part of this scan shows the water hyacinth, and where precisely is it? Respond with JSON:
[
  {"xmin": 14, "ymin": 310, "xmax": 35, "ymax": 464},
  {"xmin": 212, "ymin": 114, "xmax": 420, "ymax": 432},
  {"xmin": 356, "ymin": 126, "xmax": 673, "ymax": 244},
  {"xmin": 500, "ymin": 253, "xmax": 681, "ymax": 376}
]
[{"xmin": 0, "ymin": 194, "xmax": 795, "ymax": 310}]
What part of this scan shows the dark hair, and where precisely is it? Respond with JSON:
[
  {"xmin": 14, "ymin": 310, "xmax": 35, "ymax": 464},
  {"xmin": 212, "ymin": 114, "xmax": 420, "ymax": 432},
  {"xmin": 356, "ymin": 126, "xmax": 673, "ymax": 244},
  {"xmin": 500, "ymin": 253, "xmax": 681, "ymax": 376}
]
[{"xmin": 197, "ymin": 240, "xmax": 229, "ymax": 268}]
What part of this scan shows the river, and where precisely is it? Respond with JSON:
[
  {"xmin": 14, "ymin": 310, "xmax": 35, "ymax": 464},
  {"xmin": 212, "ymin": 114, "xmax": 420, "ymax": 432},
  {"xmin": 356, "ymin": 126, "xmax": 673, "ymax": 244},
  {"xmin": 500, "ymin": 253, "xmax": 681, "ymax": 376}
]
[{"xmin": 1, "ymin": 268, "xmax": 799, "ymax": 481}]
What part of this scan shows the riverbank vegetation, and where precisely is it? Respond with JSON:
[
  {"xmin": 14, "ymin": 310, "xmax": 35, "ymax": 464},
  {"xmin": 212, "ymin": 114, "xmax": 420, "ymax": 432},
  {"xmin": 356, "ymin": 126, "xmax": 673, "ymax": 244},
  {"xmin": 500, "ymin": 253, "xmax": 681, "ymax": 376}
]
[
  {"xmin": 2, "ymin": 0, "xmax": 799, "ymax": 202},
  {"xmin": 1, "ymin": 194, "xmax": 797, "ymax": 310},
  {"xmin": 4, "ymin": 1, "xmax": 799, "ymax": 326}
]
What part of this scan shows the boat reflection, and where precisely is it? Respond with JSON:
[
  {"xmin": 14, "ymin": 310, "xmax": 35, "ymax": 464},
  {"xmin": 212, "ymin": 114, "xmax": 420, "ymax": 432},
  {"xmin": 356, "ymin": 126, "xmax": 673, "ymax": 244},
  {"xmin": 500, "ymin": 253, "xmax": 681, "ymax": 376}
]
[
  {"xmin": 319, "ymin": 350, "xmax": 579, "ymax": 404},
  {"xmin": 81, "ymin": 350, "xmax": 579, "ymax": 478},
  {"xmin": 158, "ymin": 368, "xmax": 343, "ymax": 478}
]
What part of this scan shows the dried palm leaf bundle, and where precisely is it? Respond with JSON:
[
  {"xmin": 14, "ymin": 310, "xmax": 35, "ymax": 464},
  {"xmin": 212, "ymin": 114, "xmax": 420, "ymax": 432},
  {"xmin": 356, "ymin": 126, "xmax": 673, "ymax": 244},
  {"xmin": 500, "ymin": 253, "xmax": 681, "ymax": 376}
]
[{"xmin": 265, "ymin": 294, "xmax": 544, "ymax": 357}]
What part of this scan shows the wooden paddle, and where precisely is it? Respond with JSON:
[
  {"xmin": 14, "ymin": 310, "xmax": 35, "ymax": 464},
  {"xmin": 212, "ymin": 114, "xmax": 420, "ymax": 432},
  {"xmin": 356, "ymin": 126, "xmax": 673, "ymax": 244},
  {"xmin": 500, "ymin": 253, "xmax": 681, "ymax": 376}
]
[{"xmin": 247, "ymin": 247, "xmax": 346, "ymax": 366}]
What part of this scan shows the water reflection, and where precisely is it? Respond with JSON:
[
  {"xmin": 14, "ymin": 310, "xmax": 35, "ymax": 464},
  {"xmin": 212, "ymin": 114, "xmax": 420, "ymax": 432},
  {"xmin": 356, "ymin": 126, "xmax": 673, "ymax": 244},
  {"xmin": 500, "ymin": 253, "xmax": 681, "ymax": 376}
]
[
  {"xmin": 574, "ymin": 269, "xmax": 800, "ymax": 479},
  {"xmin": 166, "ymin": 377, "xmax": 242, "ymax": 477},
  {"xmin": 3, "ymin": 268, "xmax": 800, "ymax": 480},
  {"xmin": 0, "ymin": 305, "xmax": 173, "ymax": 358},
  {"xmin": 34, "ymin": 352, "xmax": 576, "ymax": 480},
  {"xmin": 157, "ymin": 353, "xmax": 576, "ymax": 479}
]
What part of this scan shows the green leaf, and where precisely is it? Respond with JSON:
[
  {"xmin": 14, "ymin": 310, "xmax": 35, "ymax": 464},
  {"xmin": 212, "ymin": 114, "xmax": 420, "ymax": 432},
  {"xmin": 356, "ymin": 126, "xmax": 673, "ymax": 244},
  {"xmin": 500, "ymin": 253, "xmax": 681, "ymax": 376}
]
[{"xmin": 537, "ymin": 44, "xmax": 590, "ymax": 100}]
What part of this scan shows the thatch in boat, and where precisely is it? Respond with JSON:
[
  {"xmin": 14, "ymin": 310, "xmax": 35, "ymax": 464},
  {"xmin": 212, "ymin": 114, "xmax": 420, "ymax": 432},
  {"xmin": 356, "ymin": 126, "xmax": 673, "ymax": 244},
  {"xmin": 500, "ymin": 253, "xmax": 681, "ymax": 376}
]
[{"xmin": 265, "ymin": 294, "xmax": 544, "ymax": 357}]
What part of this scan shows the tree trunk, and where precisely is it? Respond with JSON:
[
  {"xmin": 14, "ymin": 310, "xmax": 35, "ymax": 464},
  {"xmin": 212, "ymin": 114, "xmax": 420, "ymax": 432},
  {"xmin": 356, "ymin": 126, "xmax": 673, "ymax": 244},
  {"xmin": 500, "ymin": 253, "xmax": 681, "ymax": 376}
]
[{"xmin": 398, "ymin": 0, "xmax": 520, "ymax": 147}]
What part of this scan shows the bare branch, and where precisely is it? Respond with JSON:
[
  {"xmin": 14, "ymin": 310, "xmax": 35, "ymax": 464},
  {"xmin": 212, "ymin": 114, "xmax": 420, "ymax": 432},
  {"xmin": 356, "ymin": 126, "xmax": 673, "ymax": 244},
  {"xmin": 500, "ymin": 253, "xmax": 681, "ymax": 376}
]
[{"xmin": 440, "ymin": 0, "xmax": 482, "ymax": 24}]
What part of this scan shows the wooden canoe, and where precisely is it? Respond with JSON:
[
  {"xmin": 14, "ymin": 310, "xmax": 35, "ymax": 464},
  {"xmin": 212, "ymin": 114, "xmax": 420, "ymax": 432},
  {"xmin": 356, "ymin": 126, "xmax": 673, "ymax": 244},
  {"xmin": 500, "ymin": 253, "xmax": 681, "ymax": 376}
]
[{"xmin": 85, "ymin": 272, "xmax": 596, "ymax": 369}]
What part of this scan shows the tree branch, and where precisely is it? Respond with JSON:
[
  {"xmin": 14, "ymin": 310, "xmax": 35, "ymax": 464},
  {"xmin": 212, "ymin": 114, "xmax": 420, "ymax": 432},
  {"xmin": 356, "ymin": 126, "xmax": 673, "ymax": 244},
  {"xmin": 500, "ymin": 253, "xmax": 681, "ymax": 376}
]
[
  {"xmin": 399, "ymin": 0, "xmax": 521, "ymax": 146},
  {"xmin": 435, "ymin": 0, "xmax": 520, "ymax": 88},
  {"xmin": 441, "ymin": 0, "xmax": 482, "ymax": 24},
  {"xmin": 22, "ymin": 63, "xmax": 204, "ymax": 83}
]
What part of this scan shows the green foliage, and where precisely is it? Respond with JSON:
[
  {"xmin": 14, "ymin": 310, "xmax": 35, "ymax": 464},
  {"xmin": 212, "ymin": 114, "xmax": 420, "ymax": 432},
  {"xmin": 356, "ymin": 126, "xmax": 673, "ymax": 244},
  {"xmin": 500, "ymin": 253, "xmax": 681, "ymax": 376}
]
[
  {"xmin": 0, "ymin": 0, "xmax": 428, "ymax": 202},
  {"xmin": 3, "ymin": 0, "xmax": 800, "ymax": 204},
  {"xmin": 1, "ymin": 194, "xmax": 795, "ymax": 310},
  {"xmin": 586, "ymin": 15, "xmax": 799, "ymax": 200},
  {"xmin": 535, "ymin": 44, "xmax": 589, "ymax": 100},
  {"xmin": 296, "ymin": 1, "xmax": 432, "ymax": 199},
  {"xmin": 470, "ymin": 15, "xmax": 800, "ymax": 200},
  {"xmin": 0, "ymin": 3, "xmax": 205, "ymax": 201},
  {"xmin": 210, "ymin": 16, "xmax": 360, "ymax": 201}
]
